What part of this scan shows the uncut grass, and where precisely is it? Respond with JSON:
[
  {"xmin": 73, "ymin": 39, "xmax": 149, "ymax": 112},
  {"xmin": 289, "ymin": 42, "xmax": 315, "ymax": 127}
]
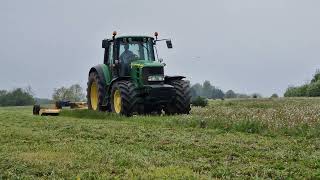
[
  {"xmin": 1, "ymin": 99, "xmax": 320, "ymax": 179},
  {"xmin": 195, "ymin": 98, "xmax": 320, "ymax": 136},
  {"xmin": 60, "ymin": 98, "xmax": 320, "ymax": 137}
]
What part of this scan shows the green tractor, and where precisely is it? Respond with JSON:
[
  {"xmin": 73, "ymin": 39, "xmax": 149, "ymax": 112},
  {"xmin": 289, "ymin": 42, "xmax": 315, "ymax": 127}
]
[{"xmin": 87, "ymin": 32, "xmax": 191, "ymax": 116}]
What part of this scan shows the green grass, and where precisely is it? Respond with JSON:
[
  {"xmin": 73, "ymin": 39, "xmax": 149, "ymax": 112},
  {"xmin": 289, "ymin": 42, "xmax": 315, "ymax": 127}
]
[{"xmin": 1, "ymin": 98, "xmax": 320, "ymax": 179}]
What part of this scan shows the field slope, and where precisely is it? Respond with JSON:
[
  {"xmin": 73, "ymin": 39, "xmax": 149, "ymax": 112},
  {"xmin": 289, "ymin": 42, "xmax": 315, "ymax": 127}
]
[{"xmin": 0, "ymin": 98, "xmax": 320, "ymax": 179}]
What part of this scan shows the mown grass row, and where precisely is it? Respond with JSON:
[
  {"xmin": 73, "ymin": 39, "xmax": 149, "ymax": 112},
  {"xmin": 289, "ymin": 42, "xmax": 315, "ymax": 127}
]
[{"xmin": 1, "ymin": 98, "xmax": 320, "ymax": 179}]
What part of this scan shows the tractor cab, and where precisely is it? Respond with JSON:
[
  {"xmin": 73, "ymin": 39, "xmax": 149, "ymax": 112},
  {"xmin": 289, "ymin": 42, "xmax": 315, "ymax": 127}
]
[
  {"xmin": 102, "ymin": 32, "xmax": 172, "ymax": 77},
  {"xmin": 117, "ymin": 36, "xmax": 156, "ymax": 76}
]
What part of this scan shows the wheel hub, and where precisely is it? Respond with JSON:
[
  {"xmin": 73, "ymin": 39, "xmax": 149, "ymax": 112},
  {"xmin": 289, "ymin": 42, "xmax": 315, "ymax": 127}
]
[
  {"xmin": 114, "ymin": 89, "xmax": 122, "ymax": 113},
  {"xmin": 90, "ymin": 81, "xmax": 98, "ymax": 110}
]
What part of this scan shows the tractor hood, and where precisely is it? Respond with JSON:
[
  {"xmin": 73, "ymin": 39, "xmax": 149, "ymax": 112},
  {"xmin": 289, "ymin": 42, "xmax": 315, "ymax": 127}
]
[
  {"xmin": 130, "ymin": 60, "xmax": 164, "ymax": 68},
  {"xmin": 129, "ymin": 60, "xmax": 165, "ymax": 86}
]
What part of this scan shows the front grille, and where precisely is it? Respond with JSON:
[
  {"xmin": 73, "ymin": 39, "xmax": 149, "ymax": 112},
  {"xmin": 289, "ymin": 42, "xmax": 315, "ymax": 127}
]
[
  {"xmin": 149, "ymin": 86, "xmax": 175, "ymax": 102},
  {"xmin": 142, "ymin": 67, "xmax": 164, "ymax": 84}
]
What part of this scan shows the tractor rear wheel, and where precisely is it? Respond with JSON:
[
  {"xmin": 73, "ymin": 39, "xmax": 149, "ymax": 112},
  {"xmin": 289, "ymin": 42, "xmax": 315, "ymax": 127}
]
[
  {"xmin": 87, "ymin": 71, "xmax": 108, "ymax": 111},
  {"xmin": 164, "ymin": 80, "xmax": 191, "ymax": 115},
  {"xmin": 110, "ymin": 80, "xmax": 139, "ymax": 116}
]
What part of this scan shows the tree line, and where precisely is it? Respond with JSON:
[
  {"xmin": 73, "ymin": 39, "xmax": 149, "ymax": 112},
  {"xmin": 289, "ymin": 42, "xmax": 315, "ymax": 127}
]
[
  {"xmin": 0, "ymin": 84, "xmax": 86, "ymax": 107},
  {"xmin": 190, "ymin": 80, "xmax": 261, "ymax": 100},
  {"xmin": 52, "ymin": 84, "xmax": 85, "ymax": 102},
  {"xmin": 1, "ymin": 80, "xmax": 270, "ymax": 107},
  {"xmin": 0, "ymin": 88, "xmax": 35, "ymax": 106},
  {"xmin": 284, "ymin": 70, "xmax": 320, "ymax": 97}
]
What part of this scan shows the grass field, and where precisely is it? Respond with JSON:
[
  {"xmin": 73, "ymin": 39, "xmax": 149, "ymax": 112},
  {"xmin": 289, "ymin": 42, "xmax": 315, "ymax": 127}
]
[{"xmin": 1, "ymin": 98, "xmax": 320, "ymax": 179}]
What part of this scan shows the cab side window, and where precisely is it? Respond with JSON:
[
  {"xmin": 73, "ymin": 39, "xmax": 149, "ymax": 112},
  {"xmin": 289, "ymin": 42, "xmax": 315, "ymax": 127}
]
[{"xmin": 108, "ymin": 42, "xmax": 114, "ymax": 64}]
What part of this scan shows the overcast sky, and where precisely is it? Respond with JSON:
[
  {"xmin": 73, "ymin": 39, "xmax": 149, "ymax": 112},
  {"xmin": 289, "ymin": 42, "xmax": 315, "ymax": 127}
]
[{"xmin": 1, "ymin": 0, "xmax": 320, "ymax": 98}]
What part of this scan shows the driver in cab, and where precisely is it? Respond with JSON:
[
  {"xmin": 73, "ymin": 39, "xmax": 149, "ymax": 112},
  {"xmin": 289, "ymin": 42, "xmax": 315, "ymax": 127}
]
[
  {"xmin": 119, "ymin": 44, "xmax": 138, "ymax": 75},
  {"xmin": 120, "ymin": 44, "xmax": 137, "ymax": 64}
]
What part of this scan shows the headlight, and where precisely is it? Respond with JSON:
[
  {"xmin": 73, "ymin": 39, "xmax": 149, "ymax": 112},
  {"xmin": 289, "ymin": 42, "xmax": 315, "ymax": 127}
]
[{"xmin": 148, "ymin": 75, "xmax": 164, "ymax": 81}]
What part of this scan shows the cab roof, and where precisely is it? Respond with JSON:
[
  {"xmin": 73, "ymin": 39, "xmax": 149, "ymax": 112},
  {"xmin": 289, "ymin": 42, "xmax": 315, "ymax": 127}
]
[{"xmin": 115, "ymin": 35, "xmax": 154, "ymax": 39}]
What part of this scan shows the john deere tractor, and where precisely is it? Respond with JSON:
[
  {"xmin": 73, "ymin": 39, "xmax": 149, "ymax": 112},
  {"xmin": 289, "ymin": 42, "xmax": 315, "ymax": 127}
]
[{"xmin": 87, "ymin": 32, "xmax": 191, "ymax": 116}]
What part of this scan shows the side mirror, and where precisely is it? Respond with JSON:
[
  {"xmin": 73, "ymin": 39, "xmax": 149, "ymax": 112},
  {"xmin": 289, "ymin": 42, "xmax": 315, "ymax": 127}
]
[
  {"xmin": 166, "ymin": 40, "xmax": 173, "ymax": 49},
  {"xmin": 159, "ymin": 58, "xmax": 163, "ymax": 63}
]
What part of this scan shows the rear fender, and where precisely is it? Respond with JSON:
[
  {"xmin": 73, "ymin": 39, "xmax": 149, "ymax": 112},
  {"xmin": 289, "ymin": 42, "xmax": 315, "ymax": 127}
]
[
  {"xmin": 88, "ymin": 64, "xmax": 111, "ymax": 105},
  {"xmin": 89, "ymin": 64, "xmax": 111, "ymax": 85}
]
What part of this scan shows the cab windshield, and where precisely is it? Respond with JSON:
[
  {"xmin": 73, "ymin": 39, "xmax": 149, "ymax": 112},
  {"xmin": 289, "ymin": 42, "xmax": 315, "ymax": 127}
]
[{"xmin": 119, "ymin": 37, "xmax": 155, "ymax": 64}]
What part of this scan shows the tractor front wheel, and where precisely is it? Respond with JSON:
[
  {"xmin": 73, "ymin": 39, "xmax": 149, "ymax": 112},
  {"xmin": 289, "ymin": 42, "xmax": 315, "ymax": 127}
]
[
  {"xmin": 110, "ymin": 80, "xmax": 139, "ymax": 116},
  {"xmin": 164, "ymin": 79, "xmax": 191, "ymax": 115}
]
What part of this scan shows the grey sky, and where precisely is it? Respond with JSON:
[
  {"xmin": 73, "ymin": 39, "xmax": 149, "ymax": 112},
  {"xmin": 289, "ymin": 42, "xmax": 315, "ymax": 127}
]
[{"xmin": 1, "ymin": 0, "xmax": 320, "ymax": 98}]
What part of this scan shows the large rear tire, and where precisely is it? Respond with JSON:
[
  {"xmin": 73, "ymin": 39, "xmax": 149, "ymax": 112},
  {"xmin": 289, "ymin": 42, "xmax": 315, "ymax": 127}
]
[
  {"xmin": 110, "ymin": 80, "xmax": 139, "ymax": 116},
  {"xmin": 87, "ymin": 71, "xmax": 108, "ymax": 111},
  {"xmin": 164, "ymin": 80, "xmax": 191, "ymax": 115}
]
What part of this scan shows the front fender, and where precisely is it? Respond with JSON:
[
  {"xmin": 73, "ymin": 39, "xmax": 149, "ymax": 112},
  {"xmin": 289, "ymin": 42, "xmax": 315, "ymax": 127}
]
[
  {"xmin": 164, "ymin": 75, "xmax": 185, "ymax": 83},
  {"xmin": 107, "ymin": 76, "xmax": 131, "ymax": 94}
]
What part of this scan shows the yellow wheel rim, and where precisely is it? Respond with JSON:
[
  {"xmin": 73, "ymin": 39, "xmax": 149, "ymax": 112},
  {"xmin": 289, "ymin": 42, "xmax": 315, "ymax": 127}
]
[
  {"xmin": 90, "ymin": 81, "xmax": 98, "ymax": 110},
  {"xmin": 114, "ymin": 89, "xmax": 122, "ymax": 113}
]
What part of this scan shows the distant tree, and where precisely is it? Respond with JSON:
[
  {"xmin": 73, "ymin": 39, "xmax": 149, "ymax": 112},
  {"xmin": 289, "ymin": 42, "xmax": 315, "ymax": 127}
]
[
  {"xmin": 225, "ymin": 90, "xmax": 236, "ymax": 98},
  {"xmin": 69, "ymin": 84, "xmax": 86, "ymax": 101},
  {"xmin": 284, "ymin": 69, "xmax": 320, "ymax": 97},
  {"xmin": 35, "ymin": 98, "xmax": 54, "ymax": 105},
  {"xmin": 284, "ymin": 86, "xmax": 297, "ymax": 97},
  {"xmin": 211, "ymin": 87, "xmax": 224, "ymax": 99},
  {"xmin": 270, "ymin": 93, "xmax": 279, "ymax": 98},
  {"xmin": 191, "ymin": 96, "xmax": 208, "ymax": 107},
  {"xmin": 0, "ymin": 90, "xmax": 7, "ymax": 96},
  {"xmin": 311, "ymin": 69, "xmax": 320, "ymax": 83},
  {"xmin": 297, "ymin": 84, "xmax": 309, "ymax": 96},
  {"xmin": 0, "ymin": 88, "xmax": 35, "ymax": 106},
  {"xmin": 237, "ymin": 93, "xmax": 250, "ymax": 98},
  {"xmin": 307, "ymin": 80, "xmax": 320, "ymax": 97},
  {"xmin": 191, "ymin": 83, "xmax": 202, "ymax": 100},
  {"xmin": 190, "ymin": 88, "xmax": 197, "ymax": 101},
  {"xmin": 52, "ymin": 84, "xmax": 85, "ymax": 102},
  {"xmin": 284, "ymin": 84, "xmax": 308, "ymax": 97},
  {"xmin": 24, "ymin": 85, "xmax": 35, "ymax": 97},
  {"xmin": 252, "ymin": 93, "xmax": 262, "ymax": 98},
  {"xmin": 191, "ymin": 81, "xmax": 225, "ymax": 100},
  {"xmin": 0, "ymin": 91, "xmax": 6, "ymax": 105},
  {"xmin": 52, "ymin": 87, "xmax": 69, "ymax": 101},
  {"xmin": 202, "ymin": 80, "xmax": 213, "ymax": 98}
]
